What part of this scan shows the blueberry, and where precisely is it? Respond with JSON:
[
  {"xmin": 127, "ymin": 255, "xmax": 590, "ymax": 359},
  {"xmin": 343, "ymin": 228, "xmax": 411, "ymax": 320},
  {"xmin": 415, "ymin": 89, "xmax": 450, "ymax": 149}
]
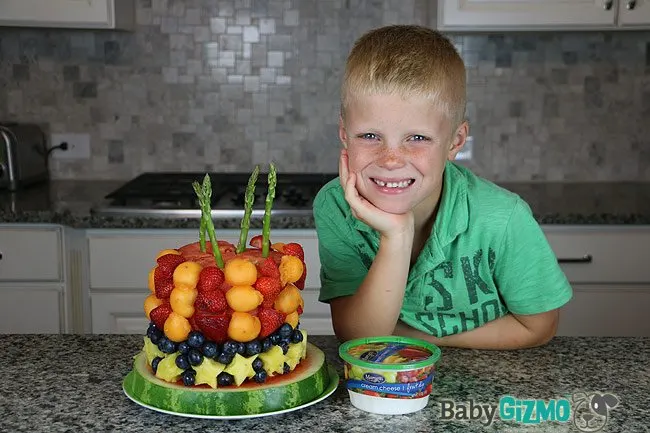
[
  {"xmin": 245, "ymin": 341, "xmax": 261, "ymax": 356},
  {"xmin": 147, "ymin": 322, "xmax": 157, "ymax": 336},
  {"xmin": 280, "ymin": 337, "xmax": 291, "ymax": 346},
  {"xmin": 222, "ymin": 341, "xmax": 238, "ymax": 354},
  {"xmin": 253, "ymin": 370, "xmax": 267, "ymax": 383},
  {"xmin": 283, "ymin": 362, "xmax": 290, "ymax": 374},
  {"xmin": 217, "ymin": 352, "xmax": 234, "ymax": 365},
  {"xmin": 261, "ymin": 338, "xmax": 273, "ymax": 352},
  {"xmin": 181, "ymin": 369, "xmax": 196, "ymax": 386},
  {"xmin": 278, "ymin": 323, "xmax": 293, "ymax": 339},
  {"xmin": 151, "ymin": 356, "xmax": 163, "ymax": 374},
  {"xmin": 217, "ymin": 372, "xmax": 234, "ymax": 386},
  {"xmin": 236, "ymin": 342, "xmax": 246, "ymax": 355},
  {"xmin": 269, "ymin": 334, "xmax": 281, "ymax": 345},
  {"xmin": 158, "ymin": 337, "xmax": 177, "ymax": 354},
  {"xmin": 202, "ymin": 342, "xmax": 219, "ymax": 358},
  {"xmin": 149, "ymin": 328, "xmax": 163, "ymax": 345},
  {"xmin": 188, "ymin": 349, "xmax": 204, "ymax": 366},
  {"xmin": 279, "ymin": 341, "xmax": 289, "ymax": 355},
  {"xmin": 187, "ymin": 331, "xmax": 205, "ymax": 348},
  {"xmin": 177, "ymin": 341, "xmax": 191, "ymax": 355},
  {"xmin": 291, "ymin": 330, "xmax": 304, "ymax": 344},
  {"xmin": 252, "ymin": 358, "xmax": 264, "ymax": 372},
  {"xmin": 175, "ymin": 354, "xmax": 190, "ymax": 370}
]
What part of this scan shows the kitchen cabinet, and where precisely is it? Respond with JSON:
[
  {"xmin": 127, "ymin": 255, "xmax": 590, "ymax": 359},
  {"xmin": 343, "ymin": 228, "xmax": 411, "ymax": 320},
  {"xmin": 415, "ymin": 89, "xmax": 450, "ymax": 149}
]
[
  {"xmin": 0, "ymin": 0, "xmax": 134, "ymax": 30},
  {"xmin": 618, "ymin": 0, "xmax": 650, "ymax": 26},
  {"xmin": 86, "ymin": 228, "xmax": 335, "ymax": 336},
  {"xmin": 0, "ymin": 225, "xmax": 68, "ymax": 333},
  {"xmin": 433, "ymin": 0, "xmax": 650, "ymax": 31},
  {"xmin": 543, "ymin": 226, "xmax": 650, "ymax": 337}
]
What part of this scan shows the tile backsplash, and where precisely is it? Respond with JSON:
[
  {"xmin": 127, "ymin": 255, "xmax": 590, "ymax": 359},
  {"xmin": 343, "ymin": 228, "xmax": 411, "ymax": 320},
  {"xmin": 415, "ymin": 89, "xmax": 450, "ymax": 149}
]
[{"xmin": 1, "ymin": 0, "xmax": 649, "ymax": 182}]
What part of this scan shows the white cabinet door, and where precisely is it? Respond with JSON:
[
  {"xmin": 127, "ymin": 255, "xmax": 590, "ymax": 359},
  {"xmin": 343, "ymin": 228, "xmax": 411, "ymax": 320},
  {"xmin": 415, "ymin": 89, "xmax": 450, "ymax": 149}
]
[
  {"xmin": 0, "ymin": 226, "xmax": 62, "ymax": 282},
  {"xmin": 87, "ymin": 229, "xmax": 334, "ymax": 335},
  {"xmin": 556, "ymin": 285, "xmax": 650, "ymax": 337},
  {"xmin": 91, "ymin": 291, "xmax": 148, "ymax": 334},
  {"xmin": 91, "ymin": 290, "xmax": 334, "ymax": 335},
  {"xmin": 436, "ymin": 0, "xmax": 617, "ymax": 30},
  {"xmin": 0, "ymin": 0, "xmax": 134, "ymax": 30},
  {"xmin": 0, "ymin": 287, "xmax": 62, "ymax": 333},
  {"xmin": 618, "ymin": 0, "xmax": 650, "ymax": 26}
]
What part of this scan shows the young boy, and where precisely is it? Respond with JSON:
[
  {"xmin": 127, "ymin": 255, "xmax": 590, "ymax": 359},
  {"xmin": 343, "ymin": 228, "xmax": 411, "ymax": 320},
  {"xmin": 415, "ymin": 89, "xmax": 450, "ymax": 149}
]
[{"xmin": 313, "ymin": 25, "xmax": 573, "ymax": 350}]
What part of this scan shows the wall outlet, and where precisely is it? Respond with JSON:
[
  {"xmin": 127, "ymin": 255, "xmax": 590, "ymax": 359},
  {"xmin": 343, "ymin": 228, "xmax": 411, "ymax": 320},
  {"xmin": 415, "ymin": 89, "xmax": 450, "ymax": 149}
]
[
  {"xmin": 456, "ymin": 136, "xmax": 473, "ymax": 161},
  {"xmin": 50, "ymin": 133, "xmax": 91, "ymax": 160}
]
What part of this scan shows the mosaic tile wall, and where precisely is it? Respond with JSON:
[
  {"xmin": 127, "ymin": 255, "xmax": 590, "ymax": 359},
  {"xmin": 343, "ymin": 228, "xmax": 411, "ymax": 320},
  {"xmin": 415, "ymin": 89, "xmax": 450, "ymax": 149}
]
[{"xmin": 0, "ymin": 0, "xmax": 649, "ymax": 181}]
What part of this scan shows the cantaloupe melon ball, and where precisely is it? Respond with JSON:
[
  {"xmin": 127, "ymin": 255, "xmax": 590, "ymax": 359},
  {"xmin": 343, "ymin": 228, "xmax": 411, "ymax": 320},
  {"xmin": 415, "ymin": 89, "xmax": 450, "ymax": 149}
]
[
  {"xmin": 173, "ymin": 261, "xmax": 203, "ymax": 289},
  {"xmin": 224, "ymin": 258, "xmax": 258, "ymax": 286}
]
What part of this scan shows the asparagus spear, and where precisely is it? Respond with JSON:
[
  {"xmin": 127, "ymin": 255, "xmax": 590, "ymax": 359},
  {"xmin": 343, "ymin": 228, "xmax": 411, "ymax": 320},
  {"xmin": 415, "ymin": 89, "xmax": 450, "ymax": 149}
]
[
  {"xmin": 192, "ymin": 181, "xmax": 207, "ymax": 253},
  {"xmin": 236, "ymin": 165, "xmax": 260, "ymax": 254},
  {"xmin": 193, "ymin": 174, "xmax": 225, "ymax": 268},
  {"xmin": 262, "ymin": 162, "xmax": 277, "ymax": 258}
]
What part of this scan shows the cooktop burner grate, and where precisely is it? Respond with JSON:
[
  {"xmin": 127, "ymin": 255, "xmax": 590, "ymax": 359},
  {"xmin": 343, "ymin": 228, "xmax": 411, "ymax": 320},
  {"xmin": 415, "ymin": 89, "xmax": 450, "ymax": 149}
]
[{"xmin": 100, "ymin": 172, "xmax": 338, "ymax": 216}]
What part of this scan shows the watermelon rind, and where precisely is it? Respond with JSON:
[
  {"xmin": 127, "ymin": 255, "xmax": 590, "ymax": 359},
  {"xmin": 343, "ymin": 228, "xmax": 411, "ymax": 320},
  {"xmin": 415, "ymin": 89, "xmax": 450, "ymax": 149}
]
[{"xmin": 123, "ymin": 342, "xmax": 334, "ymax": 417}]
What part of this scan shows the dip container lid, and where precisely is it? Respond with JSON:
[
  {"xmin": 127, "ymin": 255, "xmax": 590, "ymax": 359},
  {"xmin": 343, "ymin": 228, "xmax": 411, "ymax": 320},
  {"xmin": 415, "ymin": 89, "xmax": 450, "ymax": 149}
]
[{"xmin": 339, "ymin": 336, "xmax": 441, "ymax": 371}]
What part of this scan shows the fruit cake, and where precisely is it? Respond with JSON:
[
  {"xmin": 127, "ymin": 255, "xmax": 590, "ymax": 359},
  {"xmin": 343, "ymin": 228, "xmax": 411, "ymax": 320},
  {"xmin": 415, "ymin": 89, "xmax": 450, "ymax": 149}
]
[{"xmin": 131, "ymin": 165, "xmax": 326, "ymax": 408}]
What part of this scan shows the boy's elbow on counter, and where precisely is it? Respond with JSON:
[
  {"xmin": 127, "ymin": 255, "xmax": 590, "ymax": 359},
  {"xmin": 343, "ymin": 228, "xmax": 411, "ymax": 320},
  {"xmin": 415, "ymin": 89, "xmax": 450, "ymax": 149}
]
[{"xmin": 526, "ymin": 315, "xmax": 560, "ymax": 348}]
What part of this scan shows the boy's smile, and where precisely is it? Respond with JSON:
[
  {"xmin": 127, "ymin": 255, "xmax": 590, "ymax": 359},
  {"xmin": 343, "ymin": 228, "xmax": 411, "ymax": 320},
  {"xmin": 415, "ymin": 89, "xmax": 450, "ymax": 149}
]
[{"xmin": 339, "ymin": 92, "xmax": 468, "ymax": 224}]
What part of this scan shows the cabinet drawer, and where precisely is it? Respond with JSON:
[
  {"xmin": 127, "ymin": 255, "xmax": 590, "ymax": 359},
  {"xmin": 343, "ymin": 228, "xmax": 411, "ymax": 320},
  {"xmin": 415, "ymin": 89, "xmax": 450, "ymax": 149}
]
[
  {"xmin": 556, "ymin": 285, "xmax": 650, "ymax": 337},
  {"xmin": 88, "ymin": 229, "xmax": 321, "ymax": 289},
  {"xmin": 91, "ymin": 289, "xmax": 333, "ymax": 335},
  {"xmin": 544, "ymin": 227, "xmax": 650, "ymax": 284},
  {"xmin": 0, "ymin": 227, "xmax": 62, "ymax": 281},
  {"xmin": 0, "ymin": 287, "xmax": 62, "ymax": 333}
]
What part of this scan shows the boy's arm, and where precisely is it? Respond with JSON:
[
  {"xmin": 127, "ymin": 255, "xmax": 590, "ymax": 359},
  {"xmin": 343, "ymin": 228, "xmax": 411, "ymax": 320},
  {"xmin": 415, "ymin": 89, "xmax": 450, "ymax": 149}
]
[
  {"xmin": 330, "ymin": 232, "xmax": 412, "ymax": 341},
  {"xmin": 319, "ymin": 149, "xmax": 416, "ymax": 342},
  {"xmin": 395, "ymin": 198, "xmax": 571, "ymax": 350},
  {"xmin": 394, "ymin": 310, "xmax": 559, "ymax": 349}
]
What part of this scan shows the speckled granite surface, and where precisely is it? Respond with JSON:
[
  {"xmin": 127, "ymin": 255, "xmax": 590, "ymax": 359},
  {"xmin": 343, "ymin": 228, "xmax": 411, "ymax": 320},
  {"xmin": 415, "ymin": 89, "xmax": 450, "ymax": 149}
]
[
  {"xmin": 1, "ymin": 334, "xmax": 648, "ymax": 432},
  {"xmin": 1, "ymin": 180, "xmax": 650, "ymax": 228}
]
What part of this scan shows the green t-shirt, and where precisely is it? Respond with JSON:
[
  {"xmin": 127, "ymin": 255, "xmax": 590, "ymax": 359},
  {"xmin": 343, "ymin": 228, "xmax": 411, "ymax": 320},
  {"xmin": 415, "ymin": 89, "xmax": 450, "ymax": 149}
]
[{"xmin": 313, "ymin": 161, "xmax": 573, "ymax": 338}]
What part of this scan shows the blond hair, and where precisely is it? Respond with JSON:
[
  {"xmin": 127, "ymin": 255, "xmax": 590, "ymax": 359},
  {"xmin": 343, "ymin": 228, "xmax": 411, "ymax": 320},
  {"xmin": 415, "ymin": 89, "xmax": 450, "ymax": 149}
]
[{"xmin": 341, "ymin": 25, "xmax": 467, "ymax": 128}]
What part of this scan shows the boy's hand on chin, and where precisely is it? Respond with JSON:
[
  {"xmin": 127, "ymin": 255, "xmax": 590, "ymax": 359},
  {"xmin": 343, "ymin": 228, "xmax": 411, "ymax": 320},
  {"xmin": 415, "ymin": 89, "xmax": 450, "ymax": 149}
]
[{"xmin": 340, "ymin": 149, "xmax": 414, "ymax": 239}]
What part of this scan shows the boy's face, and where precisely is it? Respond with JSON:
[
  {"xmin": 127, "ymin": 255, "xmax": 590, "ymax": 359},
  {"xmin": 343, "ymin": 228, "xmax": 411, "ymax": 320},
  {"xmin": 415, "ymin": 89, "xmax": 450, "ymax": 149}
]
[{"xmin": 339, "ymin": 93, "xmax": 467, "ymax": 218}]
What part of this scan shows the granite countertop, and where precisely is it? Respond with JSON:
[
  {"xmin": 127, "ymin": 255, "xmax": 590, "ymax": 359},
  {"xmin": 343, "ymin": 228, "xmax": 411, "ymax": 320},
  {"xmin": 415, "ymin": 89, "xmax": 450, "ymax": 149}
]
[
  {"xmin": 1, "ymin": 180, "xmax": 650, "ymax": 228},
  {"xmin": 2, "ymin": 334, "xmax": 648, "ymax": 432}
]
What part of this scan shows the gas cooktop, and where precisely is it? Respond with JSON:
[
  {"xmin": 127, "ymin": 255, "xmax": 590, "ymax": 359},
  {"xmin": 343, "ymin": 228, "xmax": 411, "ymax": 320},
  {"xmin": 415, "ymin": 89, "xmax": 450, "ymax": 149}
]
[{"xmin": 93, "ymin": 172, "xmax": 338, "ymax": 219}]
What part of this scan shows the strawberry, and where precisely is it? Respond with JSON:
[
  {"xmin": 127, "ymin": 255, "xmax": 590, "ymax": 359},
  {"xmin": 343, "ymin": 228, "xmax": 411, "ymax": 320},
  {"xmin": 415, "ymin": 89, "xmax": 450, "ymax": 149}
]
[
  {"xmin": 195, "ymin": 289, "xmax": 228, "ymax": 313},
  {"xmin": 196, "ymin": 266, "xmax": 225, "ymax": 293},
  {"xmin": 254, "ymin": 277, "xmax": 283, "ymax": 308},
  {"xmin": 154, "ymin": 266, "xmax": 174, "ymax": 299},
  {"xmin": 258, "ymin": 308, "xmax": 286, "ymax": 338},
  {"xmin": 283, "ymin": 243, "xmax": 304, "ymax": 261},
  {"xmin": 194, "ymin": 311, "xmax": 231, "ymax": 344},
  {"xmin": 156, "ymin": 253, "xmax": 186, "ymax": 271},
  {"xmin": 149, "ymin": 303, "xmax": 172, "ymax": 330},
  {"xmin": 249, "ymin": 235, "xmax": 270, "ymax": 249},
  {"xmin": 294, "ymin": 263, "xmax": 307, "ymax": 290},
  {"xmin": 258, "ymin": 257, "xmax": 280, "ymax": 279},
  {"xmin": 297, "ymin": 305, "xmax": 303, "ymax": 315}
]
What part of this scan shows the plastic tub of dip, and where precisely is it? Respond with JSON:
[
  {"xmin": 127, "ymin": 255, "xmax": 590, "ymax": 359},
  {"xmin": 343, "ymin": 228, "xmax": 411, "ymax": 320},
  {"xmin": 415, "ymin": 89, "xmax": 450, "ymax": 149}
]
[{"xmin": 339, "ymin": 336, "xmax": 441, "ymax": 415}]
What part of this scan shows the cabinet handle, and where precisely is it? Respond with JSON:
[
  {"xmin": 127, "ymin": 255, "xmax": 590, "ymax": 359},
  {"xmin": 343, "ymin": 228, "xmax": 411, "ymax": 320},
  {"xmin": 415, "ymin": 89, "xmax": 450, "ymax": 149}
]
[
  {"xmin": 603, "ymin": 0, "xmax": 613, "ymax": 10},
  {"xmin": 0, "ymin": 251, "xmax": 3, "ymax": 260},
  {"xmin": 558, "ymin": 254, "xmax": 593, "ymax": 264},
  {"xmin": 627, "ymin": 0, "xmax": 636, "ymax": 9}
]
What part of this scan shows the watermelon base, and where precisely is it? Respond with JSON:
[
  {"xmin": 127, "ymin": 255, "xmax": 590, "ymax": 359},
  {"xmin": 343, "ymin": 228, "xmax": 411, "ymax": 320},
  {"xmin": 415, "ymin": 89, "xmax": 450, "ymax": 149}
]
[{"xmin": 123, "ymin": 343, "xmax": 338, "ymax": 418}]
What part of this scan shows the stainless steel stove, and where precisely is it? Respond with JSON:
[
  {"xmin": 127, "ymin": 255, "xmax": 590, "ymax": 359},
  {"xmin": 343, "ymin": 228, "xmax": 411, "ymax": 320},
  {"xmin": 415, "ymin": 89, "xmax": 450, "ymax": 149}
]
[{"xmin": 93, "ymin": 172, "xmax": 338, "ymax": 219}]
